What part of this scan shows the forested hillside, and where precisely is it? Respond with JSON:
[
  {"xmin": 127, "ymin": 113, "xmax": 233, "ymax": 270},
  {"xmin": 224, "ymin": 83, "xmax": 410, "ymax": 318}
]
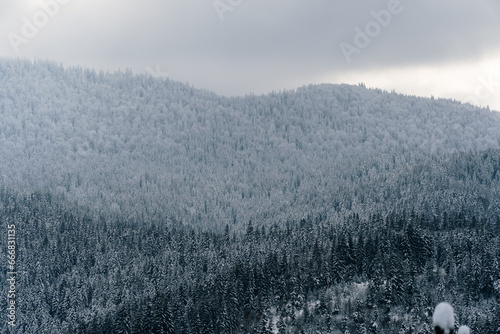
[
  {"xmin": 1, "ymin": 59, "xmax": 500, "ymax": 333},
  {"xmin": 0, "ymin": 187, "xmax": 498, "ymax": 333},
  {"xmin": 1, "ymin": 59, "xmax": 500, "ymax": 229}
]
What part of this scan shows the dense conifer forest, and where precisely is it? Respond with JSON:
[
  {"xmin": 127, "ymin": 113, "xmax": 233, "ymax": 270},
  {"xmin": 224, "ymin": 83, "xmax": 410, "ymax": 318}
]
[
  {"xmin": 0, "ymin": 59, "xmax": 499, "ymax": 333},
  {"xmin": 0, "ymin": 187, "xmax": 498, "ymax": 333}
]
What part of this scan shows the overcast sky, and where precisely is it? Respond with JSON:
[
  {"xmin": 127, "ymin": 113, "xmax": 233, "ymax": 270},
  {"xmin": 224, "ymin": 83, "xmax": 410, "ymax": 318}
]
[{"xmin": 1, "ymin": 0, "xmax": 500, "ymax": 110}]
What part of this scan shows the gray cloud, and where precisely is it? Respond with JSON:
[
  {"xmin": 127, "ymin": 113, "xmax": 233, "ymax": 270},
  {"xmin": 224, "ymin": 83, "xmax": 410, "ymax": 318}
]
[{"xmin": 1, "ymin": 0, "xmax": 499, "ymax": 105}]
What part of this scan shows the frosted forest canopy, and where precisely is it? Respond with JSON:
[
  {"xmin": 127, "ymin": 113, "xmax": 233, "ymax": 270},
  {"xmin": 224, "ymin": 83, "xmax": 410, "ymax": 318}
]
[
  {"xmin": 1, "ymin": 59, "xmax": 500, "ymax": 230},
  {"xmin": 0, "ymin": 58, "xmax": 499, "ymax": 333}
]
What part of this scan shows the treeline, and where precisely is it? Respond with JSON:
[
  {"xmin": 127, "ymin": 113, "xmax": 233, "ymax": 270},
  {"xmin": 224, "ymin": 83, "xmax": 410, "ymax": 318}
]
[{"xmin": 1, "ymin": 188, "xmax": 498, "ymax": 333}]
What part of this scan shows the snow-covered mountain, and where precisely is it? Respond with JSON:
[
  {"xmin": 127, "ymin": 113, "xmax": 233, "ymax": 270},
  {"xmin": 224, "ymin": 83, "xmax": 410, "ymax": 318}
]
[
  {"xmin": 1, "ymin": 58, "xmax": 499, "ymax": 333},
  {"xmin": 1, "ymin": 58, "xmax": 500, "ymax": 228}
]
